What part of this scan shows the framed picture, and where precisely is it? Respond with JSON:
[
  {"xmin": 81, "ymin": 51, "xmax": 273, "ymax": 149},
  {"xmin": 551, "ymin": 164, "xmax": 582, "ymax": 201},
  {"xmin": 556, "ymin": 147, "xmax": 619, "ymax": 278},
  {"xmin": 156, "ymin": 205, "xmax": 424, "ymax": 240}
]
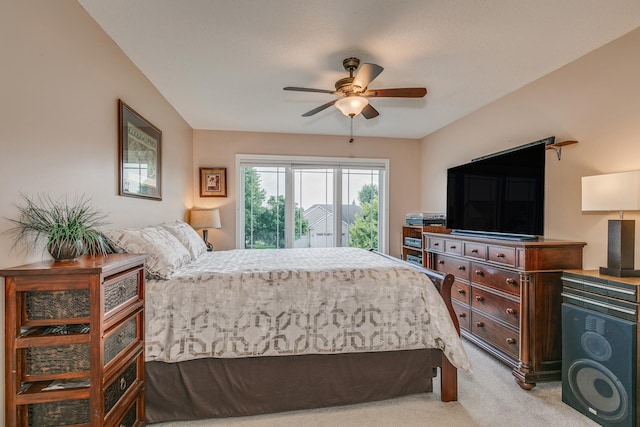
[
  {"xmin": 200, "ymin": 167, "xmax": 227, "ymax": 197},
  {"xmin": 118, "ymin": 99, "xmax": 162, "ymax": 200}
]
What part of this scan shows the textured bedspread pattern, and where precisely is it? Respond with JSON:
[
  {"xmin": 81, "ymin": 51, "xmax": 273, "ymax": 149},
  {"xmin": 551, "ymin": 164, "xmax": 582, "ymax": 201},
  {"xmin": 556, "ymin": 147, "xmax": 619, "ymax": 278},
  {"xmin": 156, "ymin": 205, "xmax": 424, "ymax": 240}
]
[{"xmin": 145, "ymin": 247, "xmax": 472, "ymax": 371}]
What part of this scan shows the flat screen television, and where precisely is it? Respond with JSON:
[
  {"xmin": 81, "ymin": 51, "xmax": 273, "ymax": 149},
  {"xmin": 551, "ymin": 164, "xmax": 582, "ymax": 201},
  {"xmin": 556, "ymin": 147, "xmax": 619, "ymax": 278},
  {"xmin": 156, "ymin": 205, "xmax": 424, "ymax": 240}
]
[{"xmin": 446, "ymin": 137, "xmax": 552, "ymax": 240}]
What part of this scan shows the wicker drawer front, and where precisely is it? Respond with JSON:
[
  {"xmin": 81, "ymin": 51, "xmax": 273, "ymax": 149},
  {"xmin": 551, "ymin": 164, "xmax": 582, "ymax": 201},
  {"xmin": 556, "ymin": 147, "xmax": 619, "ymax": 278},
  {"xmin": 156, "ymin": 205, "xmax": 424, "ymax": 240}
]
[
  {"xmin": 104, "ymin": 356, "xmax": 139, "ymax": 415},
  {"xmin": 471, "ymin": 311, "xmax": 519, "ymax": 359},
  {"xmin": 104, "ymin": 315, "xmax": 139, "ymax": 366},
  {"xmin": 117, "ymin": 397, "xmax": 141, "ymax": 427},
  {"xmin": 471, "ymin": 287, "xmax": 519, "ymax": 328},
  {"xmin": 471, "ymin": 262, "xmax": 520, "ymax": 296},
  {"xmin": 27, "ymin": 398, "xmax": 89, "ymax": 426},
  {"xmin": 104, "ymin": 270, "xmax": 140, "ymax": 316},
  {"xmin": 26, "ymin": 289, "xmax": 90, "ymax": 321},
  {"xmin": 26, "ymin": 343, "xmax": 90, "ymax": 379}
]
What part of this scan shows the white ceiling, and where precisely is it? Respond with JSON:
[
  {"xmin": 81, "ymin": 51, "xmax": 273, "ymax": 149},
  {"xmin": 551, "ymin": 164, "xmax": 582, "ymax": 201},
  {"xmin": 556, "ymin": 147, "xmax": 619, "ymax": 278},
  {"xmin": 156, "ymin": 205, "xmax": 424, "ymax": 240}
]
[{"xmin": 78, "ymin": 0, "xmax": 640, "ymax": 139}]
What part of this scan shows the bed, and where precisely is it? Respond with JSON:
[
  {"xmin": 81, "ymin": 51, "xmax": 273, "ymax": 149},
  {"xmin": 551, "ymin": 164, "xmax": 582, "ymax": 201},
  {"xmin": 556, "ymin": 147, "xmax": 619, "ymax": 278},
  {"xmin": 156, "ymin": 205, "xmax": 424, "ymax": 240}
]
[{"xmin": 103, "ymin": 222, "xmax": 472, "ymax": 424}]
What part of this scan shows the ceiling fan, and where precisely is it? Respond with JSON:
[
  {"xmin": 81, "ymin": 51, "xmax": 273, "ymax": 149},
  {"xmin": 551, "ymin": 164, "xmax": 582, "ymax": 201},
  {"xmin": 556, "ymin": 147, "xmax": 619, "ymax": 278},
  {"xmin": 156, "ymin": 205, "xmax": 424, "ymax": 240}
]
[{"xmin": 284, "ymin": 57, "xmax": 427, "ymax": 119}]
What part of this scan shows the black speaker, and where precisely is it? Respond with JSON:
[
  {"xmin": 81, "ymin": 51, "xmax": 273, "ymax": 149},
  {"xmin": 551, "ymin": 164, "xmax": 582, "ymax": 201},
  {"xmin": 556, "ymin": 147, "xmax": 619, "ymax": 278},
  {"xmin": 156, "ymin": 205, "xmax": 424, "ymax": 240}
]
[{"xmin": 562, "ymin": 303, "xmax": 637, "ymax": 426}]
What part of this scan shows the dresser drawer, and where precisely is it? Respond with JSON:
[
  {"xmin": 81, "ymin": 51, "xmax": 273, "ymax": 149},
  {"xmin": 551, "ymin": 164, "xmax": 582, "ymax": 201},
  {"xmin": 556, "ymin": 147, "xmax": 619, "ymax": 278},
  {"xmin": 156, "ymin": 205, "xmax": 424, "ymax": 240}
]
[
  {"xmin": 445, "ymin": 240, "xmax": 463, "ymax": 256},
  {"xmin": 104, "ymin": 268, "xmax": 142, "ymax": 319},
  {"xmin": 26, "ymin": 342, "xmax": 90, "ymax": 380},
  {"xmin": 471, "ymin": 287, "xmax": 519, "ymax": 328},
  {"xmin": 428, "ymin": 237, "xmax": 446, "ymax": 252},
  {"xmin": 487, "ymin": 245, "xmax": 516, "ymax": 267},
  {"xmin": 464, "ymin": 242, "xmax": 486, "ymax": 260},
  {"xmin": 433, "ymin": 254, "xmax": 470, "ymax": 281},
  {"xmin": 112, "ymin": 392, "xmax": 144, "ymax": 427},
  {"xmin": 27, "ymin": 399, "xmax": 90, "ymax": 426},
  {"xmin": 451, "ymin": 280, "xmax": 470, "ymax": 304},
  {"xmin": 471, "ymin": 311, "xmax": 519, "ymax": 359},
  {"xmin": 470, "ymin": 263, "xmax": 520, "ymax": 296},
  {"xmin": 104, "ymin": 311, "xmax": 142, "ymax": 367},
  {"xmin": 451, "ymin": 300, "xmax": 470, "ymax": 331},
  {"xmin": 104, "ymin": 352, "xmax": 143, "ymax": 418}
]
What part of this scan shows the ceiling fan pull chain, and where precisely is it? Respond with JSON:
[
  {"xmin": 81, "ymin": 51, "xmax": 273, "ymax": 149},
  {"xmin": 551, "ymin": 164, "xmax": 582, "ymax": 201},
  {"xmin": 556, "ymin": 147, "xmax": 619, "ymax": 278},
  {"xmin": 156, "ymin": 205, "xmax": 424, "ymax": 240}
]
[{"xmin": 349, "ymin": 116, "xmax": 354, "ymax": 143}]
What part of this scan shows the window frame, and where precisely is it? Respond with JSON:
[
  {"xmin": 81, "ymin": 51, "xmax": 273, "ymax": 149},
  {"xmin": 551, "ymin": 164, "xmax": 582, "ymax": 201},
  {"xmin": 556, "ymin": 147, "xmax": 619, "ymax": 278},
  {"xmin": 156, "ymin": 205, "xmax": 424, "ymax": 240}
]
[{"xmin": 235, "ymin": 154, "xmax": 390, "ymax": 253}]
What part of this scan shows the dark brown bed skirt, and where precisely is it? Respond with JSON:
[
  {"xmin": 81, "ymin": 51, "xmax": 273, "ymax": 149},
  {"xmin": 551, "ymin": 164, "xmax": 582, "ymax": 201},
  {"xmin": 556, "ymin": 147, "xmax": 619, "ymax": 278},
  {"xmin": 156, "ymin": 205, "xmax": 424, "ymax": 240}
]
[{"xmin": 145, "ymin": 349, "xmax": 442, "ymax": 424}]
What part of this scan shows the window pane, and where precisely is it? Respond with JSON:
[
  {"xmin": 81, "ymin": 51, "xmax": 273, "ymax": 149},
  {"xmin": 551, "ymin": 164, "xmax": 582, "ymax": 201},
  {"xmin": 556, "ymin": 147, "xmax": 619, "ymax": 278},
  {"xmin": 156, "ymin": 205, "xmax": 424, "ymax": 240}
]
[
  {"xmin": 243, "ymin": 166, "xmax": 286, "ymax": 249},
  {"xmin": 342, "ymin": 169, "xmax": 380, "ymax": 250},
  {"xmin": 294, "ymin": 168, "xmax": 334, "ymax": 248}
]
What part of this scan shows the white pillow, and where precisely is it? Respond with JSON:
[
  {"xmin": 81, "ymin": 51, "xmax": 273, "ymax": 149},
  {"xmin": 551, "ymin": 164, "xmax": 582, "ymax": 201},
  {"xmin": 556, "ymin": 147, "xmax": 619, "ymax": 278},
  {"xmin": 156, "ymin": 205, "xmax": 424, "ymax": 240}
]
[
  {"xmin": 160, "ymin": 220, "xmax": 208, "ymax": 260},
  {"xmin": 103, "ymin": 226, "xmax": 192, "ymax": 279}
]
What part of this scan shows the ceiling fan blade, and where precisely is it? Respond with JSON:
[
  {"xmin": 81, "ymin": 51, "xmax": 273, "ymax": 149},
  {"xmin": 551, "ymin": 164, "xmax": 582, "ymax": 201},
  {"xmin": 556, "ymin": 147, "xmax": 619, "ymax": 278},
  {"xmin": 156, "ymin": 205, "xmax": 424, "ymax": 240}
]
[
  {"xmin": 364, "ymin": 88, "xmax": 427, "ymax": 98},
  {"xmin": 352, "ymin": 63, "xmax": 384, "ymax": 91},
  {"xmin": 361, "ymin": 104, "xmax": 379, "ymax": 119},
  {"xmin": 284, "ymin": 86, "xmax": 336, "ymax": 94},
  {"xmin": 302, "ymin": 99, "xmax": 338, "ymax": 117}
]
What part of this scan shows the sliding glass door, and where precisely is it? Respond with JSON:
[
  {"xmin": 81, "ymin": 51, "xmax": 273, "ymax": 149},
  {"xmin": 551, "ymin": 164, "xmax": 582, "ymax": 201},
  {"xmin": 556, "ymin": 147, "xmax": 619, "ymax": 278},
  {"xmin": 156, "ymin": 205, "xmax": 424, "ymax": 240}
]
[{"xmin": 237, "ymin": 155, "xmax": 388, "ymax": 252}]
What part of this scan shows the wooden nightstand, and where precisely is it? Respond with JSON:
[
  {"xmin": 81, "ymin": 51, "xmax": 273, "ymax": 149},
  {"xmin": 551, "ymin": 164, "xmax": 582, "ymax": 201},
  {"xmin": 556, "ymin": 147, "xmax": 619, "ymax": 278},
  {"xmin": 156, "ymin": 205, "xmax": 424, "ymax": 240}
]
[{"xmin": 2, "ymin": 253, "xmax": 148, "ymax": 427}]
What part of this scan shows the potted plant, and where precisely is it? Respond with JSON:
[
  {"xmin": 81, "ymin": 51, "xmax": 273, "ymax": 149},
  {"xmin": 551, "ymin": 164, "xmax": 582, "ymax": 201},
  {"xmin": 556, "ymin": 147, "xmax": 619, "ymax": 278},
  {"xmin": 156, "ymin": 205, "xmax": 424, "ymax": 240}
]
[{"xmin": 6, "ymin": 193, "xmax": 112, "ymax": 261}]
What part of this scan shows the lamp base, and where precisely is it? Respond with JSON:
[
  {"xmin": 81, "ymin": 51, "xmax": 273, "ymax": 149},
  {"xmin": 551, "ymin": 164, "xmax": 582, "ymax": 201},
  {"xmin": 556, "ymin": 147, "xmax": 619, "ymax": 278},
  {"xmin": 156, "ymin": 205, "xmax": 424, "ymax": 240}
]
[{"xmin": 599, "ymin": 266, "xmax": 640, "ymax": 278}]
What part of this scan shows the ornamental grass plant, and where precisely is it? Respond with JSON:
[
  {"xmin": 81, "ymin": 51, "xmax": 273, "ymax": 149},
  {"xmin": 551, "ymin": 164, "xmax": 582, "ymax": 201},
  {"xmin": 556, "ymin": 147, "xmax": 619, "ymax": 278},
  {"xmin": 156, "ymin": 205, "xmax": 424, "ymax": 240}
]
[{"xmin": 6, "ymin": 193, "xmax": 112, "ymax": 260}]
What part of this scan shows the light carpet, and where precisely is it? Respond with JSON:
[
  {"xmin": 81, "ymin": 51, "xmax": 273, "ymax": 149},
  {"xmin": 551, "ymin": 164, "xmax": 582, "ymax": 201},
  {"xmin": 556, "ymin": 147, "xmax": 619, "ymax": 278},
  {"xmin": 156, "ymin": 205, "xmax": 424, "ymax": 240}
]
[{"xmin": 152, "ymin": 340, "xmax": 599, "ymax": 427}]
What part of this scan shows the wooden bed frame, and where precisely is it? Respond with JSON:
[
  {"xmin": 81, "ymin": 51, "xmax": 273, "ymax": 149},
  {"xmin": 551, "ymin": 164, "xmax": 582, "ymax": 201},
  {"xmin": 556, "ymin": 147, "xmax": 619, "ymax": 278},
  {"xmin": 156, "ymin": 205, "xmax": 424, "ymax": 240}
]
[{"xmin": 145, "ymin": 256, "xmax": 459, "ymax": 423}]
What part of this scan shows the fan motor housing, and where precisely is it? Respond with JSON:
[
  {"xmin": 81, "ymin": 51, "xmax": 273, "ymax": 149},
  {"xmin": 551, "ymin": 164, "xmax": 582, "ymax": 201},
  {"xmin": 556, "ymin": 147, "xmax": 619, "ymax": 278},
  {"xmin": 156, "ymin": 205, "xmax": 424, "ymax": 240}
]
[{"xmin": 335, "ymin": 77, "xmax": 355, "ymax": 94}]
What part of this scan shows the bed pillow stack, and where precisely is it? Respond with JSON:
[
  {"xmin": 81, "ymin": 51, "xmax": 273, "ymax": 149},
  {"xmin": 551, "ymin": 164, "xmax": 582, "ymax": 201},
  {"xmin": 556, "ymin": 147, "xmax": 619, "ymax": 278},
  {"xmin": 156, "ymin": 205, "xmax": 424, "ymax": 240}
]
[
  {"xmin": 103, "ymin": 225, "xmax": 192, "ymax": 279},
  {"xmin": 160, "ymin": 220, "xmax": 208, "ymax": 260}
]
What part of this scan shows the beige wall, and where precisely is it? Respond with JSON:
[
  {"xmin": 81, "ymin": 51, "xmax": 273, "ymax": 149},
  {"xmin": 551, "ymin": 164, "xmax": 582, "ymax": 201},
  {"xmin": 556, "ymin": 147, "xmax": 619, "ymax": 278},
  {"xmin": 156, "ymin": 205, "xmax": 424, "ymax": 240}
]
[
  {"xmin": 193, "ymin": 130, "xmax": 422, "ymax": 257},
  {"xmin": 420, "ymin": 27, "xmax": 640, "ymax": 270},
  {"xmin": 0, "ymin": 2, "xmax": 193, "ymax": 420}
]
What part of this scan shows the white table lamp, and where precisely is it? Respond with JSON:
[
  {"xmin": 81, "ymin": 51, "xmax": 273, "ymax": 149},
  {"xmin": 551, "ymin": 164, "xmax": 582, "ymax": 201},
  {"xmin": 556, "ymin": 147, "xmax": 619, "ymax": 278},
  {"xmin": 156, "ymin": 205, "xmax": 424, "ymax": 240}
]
[{"xmin": 189, "ymin": 208, "xmax": 221, "ymax": 251}]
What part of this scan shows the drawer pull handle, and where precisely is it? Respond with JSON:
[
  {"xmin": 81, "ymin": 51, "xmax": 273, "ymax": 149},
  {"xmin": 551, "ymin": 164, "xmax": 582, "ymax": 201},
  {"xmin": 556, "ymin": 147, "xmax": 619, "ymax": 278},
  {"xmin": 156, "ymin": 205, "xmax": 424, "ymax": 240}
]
[
  {"xmin": 450, "ymin": 245, "xmax": 457, "ymax": 249},
  {"xmin": 120, "ymin": 377, "xmax": 127, "ymax": 390},
  {"xmin": 475, "ymin": 322, "xmax": 484, "ymax": 327},
  {"xmin": 474, "ymin": 270, "xmax": 484, "ymax": 276},
  {"xmin": 438, "ymin": 260, "xmax": 445, "ymax": 265},
  {"xmin": 457, "ymin": 265, "xmax": 466, "ymax": 271},
  {"xmin": 506, "ymin": 308, "xmax": 516, "ymax": 315},
  {"xmin": 506, "ymin": 338, "xmax": 516, "ymax": 345},
  {"xmin": 506, "ymin": 278, "xmax": 517, "ymax": 285},
  {"xmin": 475, "ymin": 296, "xmax": 484, "ymax": 302},
  {"xmin": 471, "ymin": 249, "xmax": 479, "ymax": 253},
  {"xmin": 496, "ymin": 253, "xmax": 505, "ymax": 258},
  {"xmin": 459, "ymin": 312, "xmax": 466, "ymax": 318},
  {"xmin": 457, "ymin": 289, "xmax": 465, "ymax": 294},
  {"xmin": 433, "ymin": 242, "xmax": 440, "ymax": 246}
]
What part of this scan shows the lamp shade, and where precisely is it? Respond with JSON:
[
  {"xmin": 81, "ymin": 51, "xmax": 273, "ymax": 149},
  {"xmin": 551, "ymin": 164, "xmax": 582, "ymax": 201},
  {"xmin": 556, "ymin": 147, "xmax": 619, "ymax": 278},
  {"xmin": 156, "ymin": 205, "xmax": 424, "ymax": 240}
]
[
  {"xmin": 582, "ymin": 171, "xmax": 640, "ymax": 212},
  {"xmin": 189, "ymin": 208, "xmax": 221, "ymax": 229},
  {"xmin": 335, "ymin": 96, "xmax": 369, "ymax": 117}
]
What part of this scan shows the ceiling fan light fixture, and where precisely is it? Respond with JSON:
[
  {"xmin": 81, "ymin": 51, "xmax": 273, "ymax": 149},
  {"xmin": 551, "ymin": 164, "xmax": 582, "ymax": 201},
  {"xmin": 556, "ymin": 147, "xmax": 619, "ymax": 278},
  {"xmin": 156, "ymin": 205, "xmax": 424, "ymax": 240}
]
[{"xmin": 335, "ymin": 95, "xmax": 369, "ymax": 117}]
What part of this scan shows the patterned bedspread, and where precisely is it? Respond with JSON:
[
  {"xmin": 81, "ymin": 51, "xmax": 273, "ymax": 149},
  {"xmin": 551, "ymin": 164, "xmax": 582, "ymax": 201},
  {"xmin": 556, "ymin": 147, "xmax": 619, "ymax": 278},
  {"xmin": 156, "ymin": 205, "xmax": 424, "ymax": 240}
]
[{"xmin": 145, "ymin": 247, "xmax": 472, "ymax": 371}]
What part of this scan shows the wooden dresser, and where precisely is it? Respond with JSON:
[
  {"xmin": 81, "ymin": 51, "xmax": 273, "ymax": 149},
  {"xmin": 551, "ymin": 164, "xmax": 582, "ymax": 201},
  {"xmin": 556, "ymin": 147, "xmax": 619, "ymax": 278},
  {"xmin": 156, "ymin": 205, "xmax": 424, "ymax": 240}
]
[
  {"xmin": 2, "ymin": 253, "xmax": 148, "ymax": 426},
  {"xmin": 423, "ymin": 232, "xmax": 585, "ymax": 389}
]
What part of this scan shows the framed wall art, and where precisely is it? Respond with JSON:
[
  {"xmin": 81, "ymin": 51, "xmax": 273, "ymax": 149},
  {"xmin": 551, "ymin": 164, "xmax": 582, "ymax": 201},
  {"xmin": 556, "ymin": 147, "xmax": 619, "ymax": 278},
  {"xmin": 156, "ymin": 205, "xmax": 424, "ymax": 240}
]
[
  {"xmin": 200, "ymin": 167, "xmax": 227, "ymax": 197},
  {"xmin": 118, "ymin": 99, "xmax": 162, "ymax": 200}
]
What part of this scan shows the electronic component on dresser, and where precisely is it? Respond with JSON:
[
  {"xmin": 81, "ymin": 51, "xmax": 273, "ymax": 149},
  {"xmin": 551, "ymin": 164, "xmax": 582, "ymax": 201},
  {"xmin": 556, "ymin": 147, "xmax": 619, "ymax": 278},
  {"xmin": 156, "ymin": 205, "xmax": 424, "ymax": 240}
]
[
  {"xmin": 406, "ymin": 254, "xmax": 423, "ymax": 266},
  {"xmin": 405, "ymin": 212, "xmax": 446, "ymax": 226},
  {"xmin": 404, "ymin": 237, "xmax": 422, "ymax": 248}
]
